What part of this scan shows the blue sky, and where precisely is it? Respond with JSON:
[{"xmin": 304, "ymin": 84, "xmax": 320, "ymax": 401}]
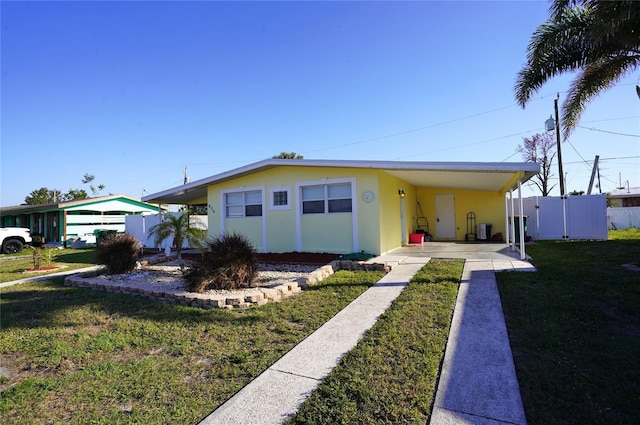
[{"xmin": 2, "ymin": 1, "xmax": 638, "ymax": 206}]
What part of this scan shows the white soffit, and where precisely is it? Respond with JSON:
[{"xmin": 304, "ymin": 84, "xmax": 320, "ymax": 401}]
[{"xmin": 382, "ymin": 169, "xmax": 520, "ymax": 191}]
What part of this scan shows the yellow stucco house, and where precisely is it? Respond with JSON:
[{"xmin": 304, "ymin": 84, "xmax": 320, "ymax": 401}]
[{"xmin": 142, "ymin": 159, "xmax": 539, "ymax": 255}]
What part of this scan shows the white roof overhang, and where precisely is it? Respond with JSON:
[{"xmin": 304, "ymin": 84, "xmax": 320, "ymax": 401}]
[{"xmin": 142, "ymin": 159, "xmax": 540, "ymax": 205}]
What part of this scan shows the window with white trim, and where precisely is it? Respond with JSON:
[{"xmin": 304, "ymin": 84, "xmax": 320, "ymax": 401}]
[
  {"xmin": 225, "ymin": 190, "xmax": 263, "ymax": 218},
  {"xmin": 269, "ymin": 186, "xmax": 291, "ymax": 210},
  {"xmin": 301, "ymin": 183, "xmax": 352, "ymax": 214}
]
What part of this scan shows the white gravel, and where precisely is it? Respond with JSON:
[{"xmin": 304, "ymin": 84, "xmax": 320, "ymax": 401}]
[{"xmin": 101, "ymin": 262, "xmax": 319, "ymax": 295}]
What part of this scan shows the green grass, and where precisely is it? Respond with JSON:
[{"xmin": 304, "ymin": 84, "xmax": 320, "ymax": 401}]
[
  {"xmin": 496, "ymin": 239, "xmax": 640, "ymax": 424},
  {"xmin": 0, "ymin": 248, "xmax": 97, "ymax": 282},
  {"xmin": 0, "ymin": 270, "xmax": 384, "ymax": 424},
  {"xmin": 288, "ymin": 259, "xmax": 463, "ymax": 424}
]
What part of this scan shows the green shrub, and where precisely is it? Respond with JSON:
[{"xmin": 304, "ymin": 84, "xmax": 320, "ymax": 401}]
[
  {"xmin": 95, "ymin": 232, "xmax": 142, "ymax": 274},
  {"xmin": 185, "ymin": 233, "xmax": 258, "ymax": 292}
]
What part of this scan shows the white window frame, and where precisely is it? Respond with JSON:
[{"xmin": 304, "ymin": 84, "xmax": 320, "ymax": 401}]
[
  {"xmin": 221, "ymin": 187, "xmax": 264, "ymax": 219},
  {"xmin": 300, "ymin": 182, "xmax": 353, "ymax": 215},
  {"xmin": 295, "ymin": 177, "xmax": 358, "ymax": 252},
  {"xmin": 269, "ymin": 186, "xmax": 291, "ymax": 211}
]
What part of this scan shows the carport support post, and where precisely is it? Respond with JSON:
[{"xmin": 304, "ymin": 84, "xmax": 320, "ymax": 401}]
[
  {"xmin": 510, "ymin": 189, "xmax": 516, "ymax": 252},
  {"xmin": 518, "ymin": 180, "xmax": 526, "ymax": 260},
  {"xmin": 504, "ymin": 193, "xmax": 510, "ymax": 248}
]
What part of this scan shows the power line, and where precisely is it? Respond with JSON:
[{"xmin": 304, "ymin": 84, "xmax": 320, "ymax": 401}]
[
  {"xmin": 582, "ymin": 116, "xmax": 638, "ymax": 123},
  {"xmin": 565, "ymin": 139, "xmax": 593, "ymax": 171},
  {"xmin": 303, "ymin": 104, "xmax": 523, "ymax": 155},
  {"xmin": 394, "ymin": 128, "xmax": 540, "ymax": 160},
  {"xmin": 576, "ymin": 125, "xmax": 640, "ymax": 137},
  {"xmin": 598, "ymin": 155, "xmax": 640, "ymax": 160}
]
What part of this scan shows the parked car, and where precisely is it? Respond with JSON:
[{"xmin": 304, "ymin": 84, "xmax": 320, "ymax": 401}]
[{"xmin": 0, "ymin": 227, "xmax": 32, "ymax": 253}]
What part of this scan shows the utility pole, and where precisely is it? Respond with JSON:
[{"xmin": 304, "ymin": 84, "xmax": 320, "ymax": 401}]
[
  {"xmin": 554, "ymin": 94, "xmax": 565, "ymax": 196},
  {"xmin": 183, "ymin": 166, "xmax": 190, "ymax": 184},
  {"xmin": 587, "ymin": 155, "xmax": 600, "ymax": 195}
]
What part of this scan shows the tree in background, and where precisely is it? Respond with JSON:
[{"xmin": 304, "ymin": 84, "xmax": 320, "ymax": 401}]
[
  {"xmin": 515, "ymin": 0, "xmax": 640, "ymax": 138},
  {"xmin": 147, "ymin": 213, "xmax": 208, "ymax": 260},
  {"xmin": 273, "ymin": 152, "xmax": 304, "ymax": 159},
  {"xmin": 82, "ymin": 173, "xmax": 105, "ymax": 196},
  {"xmin": 23, "ymin": 174, "xmax": 103, "ymax": 205},
  {"xmin": 24, "ymin": 188, "xmax": 61, "ymax": 205},
  {"xmin": 64, "ymin": 189, "xmax": 88, "ymax": 200},
  {"xmin": 24, "ymin": 187, "xmax": 88, "ymax": 204},
  {"xmin": 518, "ymin": 132, "xmax": 557, "ymax": 196}
]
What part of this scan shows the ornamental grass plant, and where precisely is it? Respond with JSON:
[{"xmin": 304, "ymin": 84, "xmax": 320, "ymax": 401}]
[{"xmin": 185, "ymin": 233, "xmax": 259, "ymax": 292}]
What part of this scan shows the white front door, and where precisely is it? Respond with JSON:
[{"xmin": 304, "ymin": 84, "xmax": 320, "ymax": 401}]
[{"xmin": 435, "ymin": 194, "xmax": 456, "ymax": 239}]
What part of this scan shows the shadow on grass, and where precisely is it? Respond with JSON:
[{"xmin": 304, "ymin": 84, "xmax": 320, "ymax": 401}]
[
  {"xmin": 53, "ymin": 249, "xmax": 96, "ymax": 264},
  {"xmin": 496, "ymin": 239, "xmax": 640, "ymax": 424},
  {"xmin": 0, "ymin": 273, "xmax": 380, "ymax": 332},
  {"xmin": 1, "ymin": 279, "xmax": 272, "ymax": 330}
]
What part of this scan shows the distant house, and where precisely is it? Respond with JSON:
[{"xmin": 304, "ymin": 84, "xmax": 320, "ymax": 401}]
[
  {"xmin": 142, "ymin": 159, "xmax": 539, "ymax": 256},
  {"xmin": 0, "ymin": 195, "xmax": 162, "ymax": 245},
  {"xmin": 608, "ymin": 187, "xmax": 640, "ymax": 207},
  {"xmin": 607, "ymin": 187, "xmax": 640, "ymax": 230}
]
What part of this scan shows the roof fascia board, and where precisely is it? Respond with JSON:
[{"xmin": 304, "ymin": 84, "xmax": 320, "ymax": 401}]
[
  {"xmin": 142, "ymin": 158, "xmax": 541, "ymax": 202},
  {"xmin": 0, "ymin": 195, "xmax": 154, "ymax": 214}
]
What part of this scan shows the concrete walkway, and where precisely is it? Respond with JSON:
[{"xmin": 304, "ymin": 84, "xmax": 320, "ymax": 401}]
[
  {"xmin": 430, "ymin": 259, "xmax": 531, "ymax": 425},
  {"xmin": 0, "ymin": 265, "xmax": 103, "ymax": 289},
  {"xmin": 201, "ymin": 253, "xmax": 533, "ymax": 425},
  {"xmin": 200, "ymin": 256, "xmax": 429, "ymax": 424}
]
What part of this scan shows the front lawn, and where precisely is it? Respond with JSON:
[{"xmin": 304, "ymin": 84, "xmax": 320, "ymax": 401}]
[
  {"xmin": 497, "ymin": 239, "xmax": 640, "ymax": 424},
  {"xmin": 0, "ymin": 270, "xmax": 384, "ymax": 424},
  {"xmin": 0, "ymin": 248, "xmax": 96, "ymax": 282}
]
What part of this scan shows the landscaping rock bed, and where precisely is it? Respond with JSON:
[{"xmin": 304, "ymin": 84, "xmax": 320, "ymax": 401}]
[{"xmin": 64, "ymin": 254, "xmax": 392, "ymax": 310}]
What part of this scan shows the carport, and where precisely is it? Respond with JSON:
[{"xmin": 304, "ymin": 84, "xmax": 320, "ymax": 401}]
[
  {"xmin": 391, "ymin": 241, "xmax": 531, "ymax": 262},
  {"xmin": 378, "ymin": 162, "xmax": 536, "ymax": 260}
]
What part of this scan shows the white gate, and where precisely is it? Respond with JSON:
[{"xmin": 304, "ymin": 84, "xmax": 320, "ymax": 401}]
[{"xmin": 512, "ymin": 194, "xmax": 607, "ymax": 240}]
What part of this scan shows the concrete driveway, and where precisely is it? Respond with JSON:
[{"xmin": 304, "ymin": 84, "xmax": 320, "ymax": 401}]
[{"xmin": 391, "ymin": 241, "xmax": 528, "ymax": 261}]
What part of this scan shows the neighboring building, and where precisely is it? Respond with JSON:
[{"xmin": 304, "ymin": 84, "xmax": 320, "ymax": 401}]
[
  {"xmin": 608, "ymin": 187, "xmax": 640, "ymax": 207},
  {"xmin": 142, "ymin": 159, "xmax": 539, "ymax": 256},
  {"xmin": 607, "ymin": 187, "xmax": 640, "ymax": 230},
  {"xmin": 0, "ymin": 195, "xmax": 162, "ymax": 245}
]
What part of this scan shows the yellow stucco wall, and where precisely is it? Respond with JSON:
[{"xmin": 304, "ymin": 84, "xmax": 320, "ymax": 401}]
[
  {"xmin": 204, "ymin": 165, "xmax": 510, "ymax": 254},
  {"xmin": 417, "ymin": 187, "xmax": 506, "ymax": 240},
  {"xmin": 377, "ymin": 171, "xmax": 416, "ymax": 254},
  {"xmin": 206, "ymin": 166, "xmax": 383, "ymax": 254},
  {"xmin": 224, "ymin": 217, "xmax": 264, "ymax": 251}
]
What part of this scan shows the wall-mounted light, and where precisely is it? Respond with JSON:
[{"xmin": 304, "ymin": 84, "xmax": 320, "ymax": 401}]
[{"xmin": 398, "ymin": 189, "xmax": 405, "ymax": 198}]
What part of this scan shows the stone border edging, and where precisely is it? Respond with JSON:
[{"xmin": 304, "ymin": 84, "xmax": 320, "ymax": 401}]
[{"xmin": 63, "ymin": 257, "xmax": 394, "ymax": 310}]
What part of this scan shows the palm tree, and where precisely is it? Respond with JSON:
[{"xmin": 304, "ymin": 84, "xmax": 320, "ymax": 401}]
[
  {"xmin": 515, "ymin": 0, "xmax": 640, "ymax": 138},
  {"xmin": 148, "ymin": 213, "xmax": 208, "ymax": 259}
]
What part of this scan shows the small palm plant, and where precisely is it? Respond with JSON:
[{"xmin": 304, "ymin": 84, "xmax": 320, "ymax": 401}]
[
  {"xmin": 185, "ymin": 233, "xmax": 258, "ymax": 292},
  {"xmin": 147, "ymin": 213, "xmax": 208, "ymax": 259}
]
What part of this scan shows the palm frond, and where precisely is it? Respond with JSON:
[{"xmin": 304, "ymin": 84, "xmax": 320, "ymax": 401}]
[
  {"xmin": 515, "ymin": 8, "xmax": 592, "ymax": 106},
  {"xmin": 516, "ymin": 0, "xmax": 640, "ymax": 136},
  {"xmin": 562, "ymin": 54, "xmax": 640, "ymax": 138}
]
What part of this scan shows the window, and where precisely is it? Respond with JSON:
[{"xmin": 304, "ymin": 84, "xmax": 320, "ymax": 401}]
[
  {"xmin": 269, "ymin": 186, "xmax": 291, "ymax": 210},
  {"xmin": 273, "ymin": 191, "xmax": 287, "ymax": 206},
  {"xmin": 225, "ymin": 190, "xmax": 262, "ymax": 218},
  {"xmin": 302, "ymin": 183, "xmax": 352, "ymax": 214}
]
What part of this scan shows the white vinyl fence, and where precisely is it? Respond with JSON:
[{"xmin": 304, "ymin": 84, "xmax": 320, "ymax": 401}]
[
  {"xmin": 125, "ymin": 213, "xmax": 208, "ymax": 249},
  {"xmin": 607, "ymin": 207, "xmax": 640, "ymax": 230},
  {"xmin": 510, "ymin": 194, "xmax": 608, "ymax": 240}
]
